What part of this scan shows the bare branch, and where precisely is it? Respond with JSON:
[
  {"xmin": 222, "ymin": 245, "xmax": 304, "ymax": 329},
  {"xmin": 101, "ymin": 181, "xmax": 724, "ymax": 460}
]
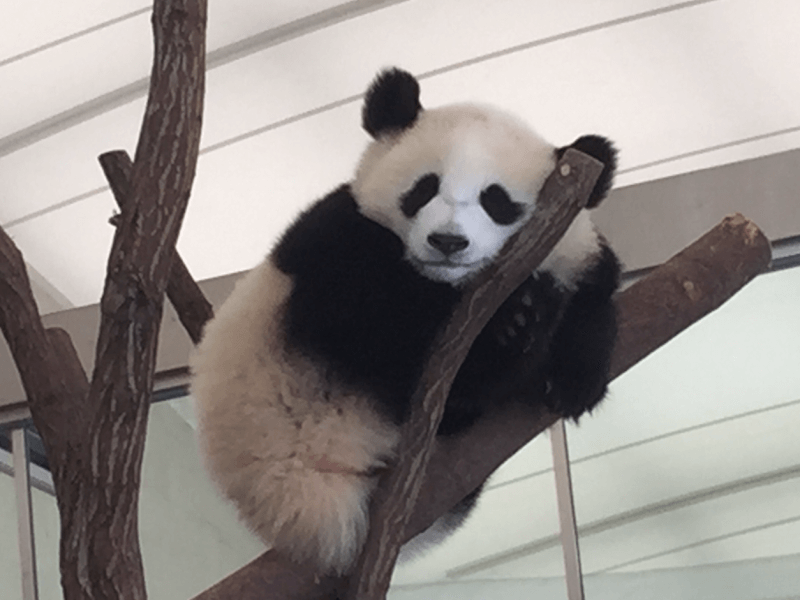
[
  {"xmin": 100, "ymin": 150, "xmax": 214, "ymax": 345},
  {"xmin": 0, "ymin": 229, "xmax": 90, "ymax": 449},
  {"xmin": 611, "ymin": 213, "xmax": 772, "ymax": 378},
  {"xmin": 66, "ymin": 1, "xmax": 206, "ymax": 596}
]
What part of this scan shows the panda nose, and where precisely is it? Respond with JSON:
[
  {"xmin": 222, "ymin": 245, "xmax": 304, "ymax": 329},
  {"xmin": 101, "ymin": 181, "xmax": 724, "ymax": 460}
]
[{"xmin": 428, "ymin": 233, "xmax": 469, "ymax": 256}]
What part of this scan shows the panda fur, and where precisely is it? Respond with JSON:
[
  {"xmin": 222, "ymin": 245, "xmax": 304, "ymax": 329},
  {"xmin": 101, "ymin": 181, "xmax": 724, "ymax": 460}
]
[{"xmin": 190, "ymin": 68, "xmax": 620, "ymax": 575}]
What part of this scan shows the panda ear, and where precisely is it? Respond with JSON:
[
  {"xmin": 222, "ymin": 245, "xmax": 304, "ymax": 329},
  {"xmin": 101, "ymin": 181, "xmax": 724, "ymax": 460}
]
[
  {"xmin": 557, "ymin": 135, "xmax": 618, "ymax": 208},
  {"xmin": 362, "ymin": 68, "xmax": 422, "ymax": 138}
]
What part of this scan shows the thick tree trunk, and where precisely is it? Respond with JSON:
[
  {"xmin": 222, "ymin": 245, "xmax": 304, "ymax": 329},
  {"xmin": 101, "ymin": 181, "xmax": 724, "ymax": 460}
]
[{"xmin": 0, "ymin": 1, "xmax": 206, "ymax": 598}]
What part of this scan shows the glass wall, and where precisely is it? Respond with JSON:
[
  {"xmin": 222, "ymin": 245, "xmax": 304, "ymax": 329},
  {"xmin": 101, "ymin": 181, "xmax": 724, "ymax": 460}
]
[{"xmin": 568, "ymin": 266, "xmax": 800, "ymax": 599}]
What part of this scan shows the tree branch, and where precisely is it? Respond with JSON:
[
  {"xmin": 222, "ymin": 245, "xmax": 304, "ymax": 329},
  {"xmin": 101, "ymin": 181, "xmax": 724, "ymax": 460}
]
[
  {"xmin": 0, "ymin": 2, "xmax": 207, "ymax": 599},
  {"xmin": 610, "ymin": 213, "xmax": 771, "ymax": 378},
  {"xmin": 191, "ymin": 212, "xmax": 771, "ymax": 600},
  {"xmin": 0, "ymin": 228, "xmax": 90, "ymax": 462},
  {"xmin": 69, "ymin": 2, "xmax": 206, "ymax": 597},
  {"xmin": 100, "ymin": 150, "xmax": 214, "ymax": 345}
]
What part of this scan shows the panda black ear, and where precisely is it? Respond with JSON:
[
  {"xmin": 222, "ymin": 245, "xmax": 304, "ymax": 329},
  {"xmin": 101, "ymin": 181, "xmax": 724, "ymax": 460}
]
[
  {"xmin": 362, "ymin": 68, "xmax": 422, "ymax": 138},
  {"xmin": 557, "ymin": 135, "xmax": 618, "ymax": 208}
]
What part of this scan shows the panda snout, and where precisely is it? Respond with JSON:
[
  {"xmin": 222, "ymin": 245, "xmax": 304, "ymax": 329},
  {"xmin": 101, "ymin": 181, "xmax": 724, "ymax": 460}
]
[{"xmin": 427, "ymin": 232, "xmax": 469, "ymax": 256}]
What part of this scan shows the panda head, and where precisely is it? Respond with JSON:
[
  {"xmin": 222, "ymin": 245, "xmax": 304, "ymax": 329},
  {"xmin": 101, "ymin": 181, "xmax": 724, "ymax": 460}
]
[{"xmin": 352, "ymin": 68, "xmax": 617, "ymax": 287}]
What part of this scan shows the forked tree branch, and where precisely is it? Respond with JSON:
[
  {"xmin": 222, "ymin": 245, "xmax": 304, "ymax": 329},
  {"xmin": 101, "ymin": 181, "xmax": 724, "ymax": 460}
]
[
  {"xmin": 0, "ymin": 2, "xmax": 207, "ymax": 599},
  {"xmin": 100, "ymin": 150, "xmax": 214, "ymax": 345}
]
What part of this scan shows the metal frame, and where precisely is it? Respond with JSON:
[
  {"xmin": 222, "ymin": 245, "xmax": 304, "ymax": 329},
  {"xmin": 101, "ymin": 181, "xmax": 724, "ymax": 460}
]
[
  {"xmin": 12, "ymin": 427, "xmax": 39, "ymax": 600},
  {"xmin": 551, "ymin": 419, "xmax": 585, "ymax": 600}
]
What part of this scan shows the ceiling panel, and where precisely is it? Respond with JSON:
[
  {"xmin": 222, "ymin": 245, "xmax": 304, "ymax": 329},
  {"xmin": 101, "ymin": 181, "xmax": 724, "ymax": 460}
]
[{"xmin": 2, "ymin": 0, "xmax": 798, "ymax": 307}]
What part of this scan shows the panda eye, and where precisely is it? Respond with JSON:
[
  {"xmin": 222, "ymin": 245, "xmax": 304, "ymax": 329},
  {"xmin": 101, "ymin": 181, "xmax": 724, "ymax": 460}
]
[
  {"xmin": 480, "ymin": 184, "xmax": 524, "ymax": 225},
  {"xmin": 400, "ymin": 173, "xmax": 440, "ymax": 217}
]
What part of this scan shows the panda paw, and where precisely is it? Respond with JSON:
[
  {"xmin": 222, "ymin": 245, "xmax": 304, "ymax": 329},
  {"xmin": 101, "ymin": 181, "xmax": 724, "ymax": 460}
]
[{"xmin": 490, "ymin": 274, "xmax": 561, "ymax": 356}]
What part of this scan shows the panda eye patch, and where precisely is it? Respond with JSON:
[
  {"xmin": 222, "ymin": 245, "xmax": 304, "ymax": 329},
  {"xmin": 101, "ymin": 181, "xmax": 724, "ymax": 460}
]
[
  {"xmin": 400, "ymin": 173, "xmax": 440, "ymax": 217},
  {"xmin": 480, "ymin": 184, "xmax": 524, "ymax": 225}
]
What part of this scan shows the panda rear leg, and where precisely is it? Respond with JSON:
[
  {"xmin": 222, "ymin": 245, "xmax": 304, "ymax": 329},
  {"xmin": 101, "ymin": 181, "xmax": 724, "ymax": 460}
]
[{"xmin": 239, "ymin": 456, "xmax": 384, "ymax": 575}]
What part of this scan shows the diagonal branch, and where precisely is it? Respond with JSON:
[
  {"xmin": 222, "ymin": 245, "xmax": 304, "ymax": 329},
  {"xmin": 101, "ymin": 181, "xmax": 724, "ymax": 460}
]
[
  {"xmin": 344, "ymin": 149, "xmax": 603, "ymax": 599},
  {"xmin": 99, "ymin": 149, "xmax": 214, "ymax": 345},
  {"xmin": 0, "ymin": 228, "xmax": 90, "ymax": 454},
  {"xmin": 404, "ymin": 212, "xmax": 772, "ymax": 541}
]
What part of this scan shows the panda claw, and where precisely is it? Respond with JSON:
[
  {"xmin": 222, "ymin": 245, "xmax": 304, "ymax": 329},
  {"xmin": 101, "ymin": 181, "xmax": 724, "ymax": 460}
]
[{"xmin": 522, "ymin": 335, "xmax": 535, "ymax": 354}]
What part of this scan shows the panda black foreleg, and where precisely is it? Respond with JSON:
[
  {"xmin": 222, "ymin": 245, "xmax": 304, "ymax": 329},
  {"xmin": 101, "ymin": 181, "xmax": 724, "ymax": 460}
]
[
  {"xmin": 540, "ymin": 246, "xmax": 620, "ymax": 420},
  {"xmin": 439, "ymin": 273, "xmax": 565, "ymax": 436},
  {"xmin": 275, "ymin": 185, "xmax": 462, "ymax": 425}
]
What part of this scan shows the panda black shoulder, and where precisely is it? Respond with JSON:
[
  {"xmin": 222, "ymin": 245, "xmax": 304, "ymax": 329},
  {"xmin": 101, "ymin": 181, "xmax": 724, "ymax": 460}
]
[
  {"xmin": 271, "ymin": 184, "xmax": 461, "ymax": 424},
  {"xmin": 273, "ymin": 184, "xmax": 404, "ymax": 277}
]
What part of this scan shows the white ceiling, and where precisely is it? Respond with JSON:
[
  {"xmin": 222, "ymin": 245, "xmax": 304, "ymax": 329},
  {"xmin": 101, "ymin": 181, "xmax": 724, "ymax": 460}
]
[
  {"xmin": 2, "ymin": 0, "xmax": 799, "ymax": 308},
  {"xmin": 2, "ymin": 0, "xmax": 799, "ymax": 591}
]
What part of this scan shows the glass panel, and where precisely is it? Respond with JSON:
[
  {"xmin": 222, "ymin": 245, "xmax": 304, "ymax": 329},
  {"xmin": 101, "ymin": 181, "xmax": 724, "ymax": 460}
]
[
  {"xmin": 569, "ymin": 266, "xmax": 800, "ymax": 599},
  {"xmin": 139, "ymin": 397, "xmax": 263, "ymax": 599},
  {"xmin": 0, "ymin": 448, "xmax": 25, "ymax": 600},
  {"xmin": 30, "ymin": 478, "xmax": 60, "ymax": 600}
]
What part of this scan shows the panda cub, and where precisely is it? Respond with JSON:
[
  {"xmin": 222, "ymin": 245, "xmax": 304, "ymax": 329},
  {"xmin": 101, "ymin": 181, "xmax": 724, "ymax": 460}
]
[{"xmin": 191, "ymin": 68, "xmax": 620, "ymax": 575}]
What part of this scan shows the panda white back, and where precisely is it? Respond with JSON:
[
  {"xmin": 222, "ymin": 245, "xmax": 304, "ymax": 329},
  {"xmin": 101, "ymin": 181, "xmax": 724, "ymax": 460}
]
[{"xmin": 191, "ymin": 68, "xmax": 620, "ymax": 575}]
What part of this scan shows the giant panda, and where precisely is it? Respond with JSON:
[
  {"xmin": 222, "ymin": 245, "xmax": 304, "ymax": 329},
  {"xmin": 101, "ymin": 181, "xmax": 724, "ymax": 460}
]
[{"xmin": 190, "ymin": 68, "xmax": 620, "ymax": 575}]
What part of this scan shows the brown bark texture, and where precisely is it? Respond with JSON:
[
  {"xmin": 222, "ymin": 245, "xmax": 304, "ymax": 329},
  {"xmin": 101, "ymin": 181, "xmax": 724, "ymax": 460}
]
[
  {"xmin": 100, "ymin": 150, "xmax": 214, "ymax": 345},
  {"xmin": 0, "ymin": 1, "xmax": 206, "ymax": 599},
  {"xmin": 191, "ymin": 212, "xmax": 771, "ymax": 600}
]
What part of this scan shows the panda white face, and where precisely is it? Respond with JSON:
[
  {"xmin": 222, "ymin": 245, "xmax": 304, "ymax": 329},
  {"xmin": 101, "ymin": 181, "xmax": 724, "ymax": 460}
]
[{"xmin": 353, "ymin": 104, "xmax": 557, "ymax": 285}]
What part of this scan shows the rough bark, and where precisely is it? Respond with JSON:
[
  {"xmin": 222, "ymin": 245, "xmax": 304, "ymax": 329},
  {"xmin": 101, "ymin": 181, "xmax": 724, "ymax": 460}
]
[
  {"xmin": 191, "ymin": 213, "xmax": 771, "ymax": 600},
  {"xmin": 610, "ymin": 213, "xmax": 771, "ymax": 378},
  {"xmin": 71, "ymin": 1, "xmax": 206, "ymax": 596},
  {"xmin": 100, "ymin": 150, "xmax": 214, "ymax": 345},
  {"xmin": 0, "ymin": 1, "xmax": 206, "ymax": 599}
]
